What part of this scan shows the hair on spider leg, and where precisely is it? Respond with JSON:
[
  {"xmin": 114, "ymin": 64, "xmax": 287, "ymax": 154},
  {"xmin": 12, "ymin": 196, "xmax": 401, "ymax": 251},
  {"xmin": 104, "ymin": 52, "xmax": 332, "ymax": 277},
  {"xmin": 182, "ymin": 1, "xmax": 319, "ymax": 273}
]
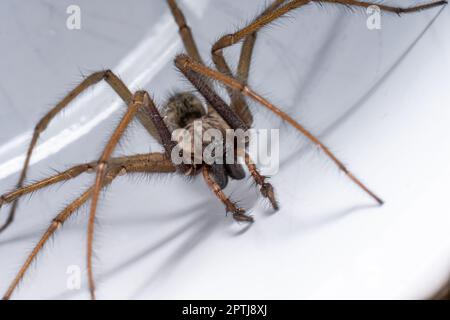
[
  {"xmin": 288, "ymin": 131, "xmax": 325, "ymax": 160},
  {"xmin": 34, "ymin": 168, "xmax": 75, "ymax": 194},
  {"xmin": 223, "ymin": 1, "xmax": 296, "ymax": 48},
  {"xmin": 314, "ymin": 1, "xmax": 373, "ymax": 16},
  {"xmin": 319, "ymin": 0, "xmax": 448, "ymax": 16},
  {"xmin": 74, "ymin": 65, "xmax": 109, "ymax": 83},
  {"xmin": 54, "ymin": 190, "xmax": 91, "ymax": 225},
  {"xmin": 123, "ymin": 170, "xmax": 176, "ymax": 187},
  {"xmin": 0, "ymin": 168, "xmax": 74, "ymax": 209},
  {"xmin": 69, "ymin": 66, "xmax": 105, "ymax": 91},
  {"xmin": 5, "ymin": 187, "xmax": 92, "ymax": 288},
  {"xmin": 114, "ymin": 118, "xmax": 144, "ymax": 153},
  {"xmin": 90, "ymin": 107, "xmax": 144, "ymax": 161},
  {"xmin": 175, "ymin": 62, "xmax": 219, "ymax": 94},
  {"xmin": 213, "ymin": 1, "xmax": 297, "ymax": 58}
]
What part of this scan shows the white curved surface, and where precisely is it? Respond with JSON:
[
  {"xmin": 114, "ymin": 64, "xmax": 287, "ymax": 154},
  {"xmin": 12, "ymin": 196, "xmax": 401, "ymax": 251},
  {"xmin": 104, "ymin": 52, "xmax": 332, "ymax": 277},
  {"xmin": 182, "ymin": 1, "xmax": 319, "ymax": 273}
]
[{"xmin": 0, "ymin": 0, "xmax": 449, "ymax": 299}]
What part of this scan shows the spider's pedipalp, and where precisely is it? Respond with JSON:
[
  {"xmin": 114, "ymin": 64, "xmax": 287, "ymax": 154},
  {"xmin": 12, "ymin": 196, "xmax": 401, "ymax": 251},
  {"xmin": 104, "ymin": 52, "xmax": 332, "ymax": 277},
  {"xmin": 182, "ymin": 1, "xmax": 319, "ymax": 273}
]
[
  {"xmin": 233, "ymin": 208, "xmax": 254, "ymax": 223},
  {"xmin": 202, "ymin": 166, "xmax": 253, "ymax": 223},
  {"xmin": 0, "ymin": 164, "xmax": 90, "ymax": 206}
]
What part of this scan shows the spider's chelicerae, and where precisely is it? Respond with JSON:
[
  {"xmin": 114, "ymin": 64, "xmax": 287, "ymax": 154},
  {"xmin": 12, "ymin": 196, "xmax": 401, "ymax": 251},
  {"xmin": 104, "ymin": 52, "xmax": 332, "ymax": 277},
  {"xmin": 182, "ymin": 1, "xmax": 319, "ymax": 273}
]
[{"xmin": 0, "ymin": 0, "xmax": 447, "ymax": 300}]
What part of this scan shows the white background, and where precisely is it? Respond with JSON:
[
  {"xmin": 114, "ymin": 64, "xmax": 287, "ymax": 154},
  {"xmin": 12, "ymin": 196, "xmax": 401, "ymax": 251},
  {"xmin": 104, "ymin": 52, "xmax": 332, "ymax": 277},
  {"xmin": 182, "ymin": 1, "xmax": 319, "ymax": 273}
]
[{"xmin": 0, "ymin": 0, "xmax": 449, "ymax": 299}]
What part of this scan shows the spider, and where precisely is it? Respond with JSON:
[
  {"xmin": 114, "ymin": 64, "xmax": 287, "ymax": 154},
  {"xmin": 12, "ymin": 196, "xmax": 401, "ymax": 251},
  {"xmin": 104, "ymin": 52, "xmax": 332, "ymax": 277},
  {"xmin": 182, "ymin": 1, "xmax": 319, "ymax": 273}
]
[{"xmin": 0, "ymin": 0, "xmax": 446, "ymax": 300}]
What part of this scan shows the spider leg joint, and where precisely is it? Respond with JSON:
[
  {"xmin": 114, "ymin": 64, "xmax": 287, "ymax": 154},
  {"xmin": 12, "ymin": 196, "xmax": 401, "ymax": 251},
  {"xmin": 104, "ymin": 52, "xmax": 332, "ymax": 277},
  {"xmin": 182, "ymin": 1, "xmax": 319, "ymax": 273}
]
[
  {"xmin": 232, "ymin": 209, "xmax": 254, "ymax": 223},
  {"xmin": 212, "ymin": 34, "xmax": 235, "ymax": 54}
]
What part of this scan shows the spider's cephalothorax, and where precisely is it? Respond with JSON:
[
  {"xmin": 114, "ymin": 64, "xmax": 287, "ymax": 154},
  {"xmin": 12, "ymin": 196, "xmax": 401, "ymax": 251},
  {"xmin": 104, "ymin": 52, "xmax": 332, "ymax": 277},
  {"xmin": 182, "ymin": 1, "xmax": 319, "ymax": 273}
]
[
  {"xmin": 162, "ymin": 92, "xmax": 246, "ymax": 189},
  {"xmin": 162, "ymin": 92, "xmax": 206, "ymax": 131}
]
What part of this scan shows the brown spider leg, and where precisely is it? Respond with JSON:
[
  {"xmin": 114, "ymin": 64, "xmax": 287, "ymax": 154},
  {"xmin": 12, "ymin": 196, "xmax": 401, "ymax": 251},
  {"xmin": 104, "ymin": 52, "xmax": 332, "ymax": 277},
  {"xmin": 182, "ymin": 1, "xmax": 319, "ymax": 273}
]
[
  {"xmin": 202, "ymin": 166, "xmax": 253, "ymax": 223},
  {"xmin": 236, "ymin": 0, "xmax": 286, "ymax": 84},
  {"xmin": 110, "ymin": 152, "xmax": 176, "ymax": 174},
  {"xmin": 0, "ymin": 153, "xmax": 175, "ymax": 215},
  {"xmin": 86, "ymin": 91, "xmax": 146, "ymax": 300},
  {"xmin": 212, "ymin": 0, "xmax": 447, "ymax": 67},
  {"xmin": 2, "ymin": 153, "xmax": 175, "ymax": 300},
  {"xmin": 245, "ymin": 153, "xmax": 279, "ymax": 211},
  {"xmin": 176, "ymin": 63, "xmax": 248, "ymax": 131},
  {"xmin": 166, "ymin": 0, "xmax": 224, "ymax": 118},
  {"xmin": 0, "ymin": 164, "xmax": 93, "ymax": 216},
  {"xmin": 1, "ymin": 70, "xmax": 160, "ymax": 235},
  {"xmin": 211, "ymin": 0, "xmax": 447, "ymax": 123},
  {"xmin": 2, "ymin": 186, "xmax": 95, "ymax": 301},
  {"xmin": 86, "ymin": 90, "xmax": 185, "ymax": 299},
  {"xmin": 222, "ymin": 0, "xmax": 446, "ymax": 122},
  {"xmin": 142, "ymin": 92, "xmax": 192, "ymax": 174},
  {"xmin": 218, "ymin": 0, "xmax": 287, "ymax": 126},
  {"xmin": 166, "ymin": 0, "xmax": 204, "ymax": 64},
  {"xmin": 318, "ymin": 0, "xmax": 447, "ymax": 13},
  {"xmin": 175, "ymin": 54, "xmax": 383, "ymax": 205}
]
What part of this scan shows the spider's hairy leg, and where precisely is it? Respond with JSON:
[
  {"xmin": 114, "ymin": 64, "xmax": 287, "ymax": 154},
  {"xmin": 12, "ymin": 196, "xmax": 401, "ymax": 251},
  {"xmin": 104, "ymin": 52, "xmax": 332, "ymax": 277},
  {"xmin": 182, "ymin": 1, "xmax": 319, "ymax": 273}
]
[
  {"xmin": 86, "ymin": 91, "xmax": 146, "ymax": 300},
  {"xmin": 2, "ymin": 186, "xmax": 94, "ymax": 301},
  {"xmin": 2, "ymin": 152, "xmax": 175, "ymax": 300},
  {"xmin": 318, "ymin": 0, "xmax": 447, "ymax": 14},
  {"xmin": 143, "ymin": 91, "xmax": 193, "ymax": 174},
  {"xmin": 216, "ymin": 0, "xmax": 287, "ymax": 127},
  {"xmin": 166, "ymin": 0, "xmax": 223, "ymax": 117},
  {"xmin": 211, "ymin": 0, "xmax": 446, "ymax": 125},
  {"xmin": 109, "ymin": 152, "xmax": 177, "ymax": 174},
  {"xmin": 86, "ymin": 90, "xmax": 185, "ymax": 300},
  {"xmin": 0, "ymin": 163, "xmax": 93, "ymax": 227},
  {"xmin": 211, "ymin": 0, "xmax": 308, "ymax": 85},
  {"xmin": 202, "ymin": 166, "xmax": 253, "ymax": 223},
  {"xmin": 212, "ymin": 0, "xmax": 447, "ymax": 67},
  {"xmin": 176, "ymin": 55, "xmax": 383, "ymax": 205},
  {"xmin": 2, "ymin": 70, "xmax": 160, "ymax": 235},
  {"xmin": 245, "ymin": 154, "xmax": 279, "ymax": 211},
  {"xmin": 0, "ymin": 153, "xmax": 176, "ymax": 224},
  {"xmin": 166, "ymin": 0, "xmax": 203, "ymax": 63}
]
